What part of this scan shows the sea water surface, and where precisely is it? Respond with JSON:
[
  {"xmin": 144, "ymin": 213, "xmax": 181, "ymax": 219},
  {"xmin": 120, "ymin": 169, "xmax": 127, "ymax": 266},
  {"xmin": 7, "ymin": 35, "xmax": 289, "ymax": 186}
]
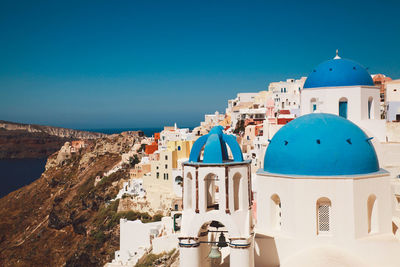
[{"xmin": 0, "ymin": 158, "xmax": 47, "ymax": 198}]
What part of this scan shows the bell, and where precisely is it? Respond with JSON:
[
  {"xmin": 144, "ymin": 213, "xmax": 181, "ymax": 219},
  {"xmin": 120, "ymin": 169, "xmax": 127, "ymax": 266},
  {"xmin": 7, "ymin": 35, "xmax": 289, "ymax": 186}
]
[
  {"xmin": 217, "ymin": 232, "xmax": 228, "ymax": 248},
  {"xmin": 208, "ymin": 245, "xmax": 221, "ymax": 259}
]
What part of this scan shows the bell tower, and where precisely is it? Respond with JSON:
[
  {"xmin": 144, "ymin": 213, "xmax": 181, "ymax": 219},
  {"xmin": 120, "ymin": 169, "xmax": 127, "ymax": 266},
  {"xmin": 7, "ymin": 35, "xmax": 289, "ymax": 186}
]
[{"xmin": 179, "ymin": 126, "xmax": 254, "ymax": 267}]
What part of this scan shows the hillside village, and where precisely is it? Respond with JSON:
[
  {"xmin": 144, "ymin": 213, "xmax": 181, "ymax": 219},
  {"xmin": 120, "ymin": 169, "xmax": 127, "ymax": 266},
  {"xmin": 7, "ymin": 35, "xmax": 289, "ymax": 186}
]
[
  {"xmin": 1, "ymin": 54, "xmax": 400, "ymax": 267},
  {"xmin": 101, "ymin": 56, "xmax": 400, "ymax": 267}
]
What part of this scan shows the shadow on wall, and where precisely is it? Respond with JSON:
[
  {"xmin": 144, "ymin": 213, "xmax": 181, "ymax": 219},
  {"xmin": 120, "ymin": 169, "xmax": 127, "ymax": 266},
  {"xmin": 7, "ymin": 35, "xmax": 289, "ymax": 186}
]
[{"xmin": 254, "ymin": 233, "xmax": 280, "ymax": 267}]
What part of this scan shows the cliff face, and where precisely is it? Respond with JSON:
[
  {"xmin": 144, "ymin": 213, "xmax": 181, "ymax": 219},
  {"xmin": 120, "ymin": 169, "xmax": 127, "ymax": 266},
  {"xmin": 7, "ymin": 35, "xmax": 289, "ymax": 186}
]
[
  {"xmin": 0, "ymin": 133, "xmax": 153, "ymax": 267},
  {"xmin": 0, "ymin": 120, "xmax": 106, "ymax": 139},
  {"xmin": 0, "ymin": 120, "xmax": 106, "ymax": 159}
]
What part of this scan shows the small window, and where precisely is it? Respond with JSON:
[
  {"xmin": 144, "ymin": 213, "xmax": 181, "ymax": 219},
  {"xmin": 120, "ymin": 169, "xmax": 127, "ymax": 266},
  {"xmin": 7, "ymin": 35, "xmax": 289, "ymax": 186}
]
[
  {"xmin": 156, "ymin": 172, "xmax": 159, "ymax": 178},
  {"xmin": 166, "ymin": 173, "xmax": 168, "ymax": 180},
  {"xmin": 165, "ymin": 155, "xmax": 168, "ymax": 160},
  {"xmin": 174, "ymin": 204, "xmax": 179, "ymax": 210},
  {"xmin": 317, "ymin": 197, "xmax": 332, "ymax": 235},
  {"xmin": 178, "ymin": 146, "xmax": 181, "ymax": 151},
  {"xmin": 165, "ymin": 164, "xmax": 168, "ymax": 169}
]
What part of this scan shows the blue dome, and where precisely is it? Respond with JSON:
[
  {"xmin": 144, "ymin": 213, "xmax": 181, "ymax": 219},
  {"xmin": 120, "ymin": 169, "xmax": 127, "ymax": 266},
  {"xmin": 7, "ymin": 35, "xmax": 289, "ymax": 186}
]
[
  {"xmin": 303, "ymin": 58, "xmax": 374, "ymax": 89},
  {"xmin": 189, "ymin": 126, "xmax": 244, "ymax": 164},
  {"xmin": 263, "ymin": 113, "xmax": 379, "ymax": 176}
]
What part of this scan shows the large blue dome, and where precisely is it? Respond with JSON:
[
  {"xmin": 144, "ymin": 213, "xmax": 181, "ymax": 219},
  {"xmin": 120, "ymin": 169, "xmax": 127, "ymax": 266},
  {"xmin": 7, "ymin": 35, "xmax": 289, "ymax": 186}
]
[
  {"xmin": 263, "ymin": 113, "xmax": 379, "ymax": 176},
  {"xmin": 188, "ymin": 126, "xmax": 244, "ymax": 164},
  {"xmin": 303, "ymin": 58, "xmax": 374, "ymax": 89}
]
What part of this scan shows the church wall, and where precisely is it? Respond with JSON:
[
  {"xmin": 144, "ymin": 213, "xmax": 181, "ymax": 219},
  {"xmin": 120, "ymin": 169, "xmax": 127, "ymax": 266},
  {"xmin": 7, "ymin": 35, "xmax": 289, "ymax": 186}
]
[
  {"xmin": 301, "ymin": 86, "xmax": 362, "ymax": 120},
  {"xmin": 256, "ymin": 174, "xmax": 357, "ymax": 241}
]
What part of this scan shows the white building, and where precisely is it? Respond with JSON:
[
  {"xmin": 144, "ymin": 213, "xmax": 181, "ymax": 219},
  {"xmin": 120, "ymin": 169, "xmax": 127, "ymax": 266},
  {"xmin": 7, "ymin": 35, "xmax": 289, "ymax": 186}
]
[
  {"xmin": 158, "ymin": 124, "xmax": 194, "ymax": 151},
  {"xmin": 107, "ymin": 217, "xmax": 178, "ymax": 267},
  {"xmin": 386, "ymin": 79, "xmax": 400, "ymax": 122},
  {"xmin": 268, "ymin": 77, "xmax": 306, "ymax": 116},
  {"xmin": 201, "ymin": 111, "xmax": 225, "ymax": 127},
  {"xmin": 227, "ymin": 93, "xmax": 259, "ymax": 129},
  {"xmin": 300, "ymin": 52, "xmax": 386, "ymax": 141},
  {"xmin": 255, "ymin": 113, "xmax": 400, "ymax": 267},
  {"xmin": 114, "ymin": 179, "xmax": 146, "ymax": 200}
]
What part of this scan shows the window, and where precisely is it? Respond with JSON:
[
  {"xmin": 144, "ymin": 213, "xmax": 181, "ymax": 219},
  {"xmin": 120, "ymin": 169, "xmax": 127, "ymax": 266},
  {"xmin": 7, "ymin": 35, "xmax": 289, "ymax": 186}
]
[
  {"xmin": 368, "ymin": 194, "xmax": 378, "ymax": 234},
  {"xmin": 178, "ymin": 146, "xmax": 181, "ymax": 151},
  {"xmin": 165, "ymin": 164, "xmax": 168, "ymax": 169},
  {"xmin": 185, "ymin": 173, "xmax": 193, "ymax": 209},
  {"xmin": 317, "ymin": 197, "xmax": 332, "ymax": 235},
  {"xmin": 368, "ymin": 97, "xmax": 374, "ymax": 119},
  {"xmin": 233, "ymin": 173, "xmax": 243, "ymax": 211},
  {"xmin": 310, "ymin": 98, "xmax": 317, "ymax": 112},
  {"xmin": 156, "ymin": 172, "xmax": 159, "ymax": 179},
  {"xmin": 205, "ymin": 173, "xmax": 218, "ymax": 211},
  {"xmin": 165, "ymin": 155, "xmax": 168, "ymax": 160},
  {"xmin": 270, "ymin": 194, "xmax": 282, "ymax": 230},
  {"xmin": 163, "ymin": 173, "xmax": 169, "ymax": 180},
  {"xmin": 339, "ymin": 97, "xmax": 348, "ymax": 119},
  {"xmin": 174, "ymin": 204, "xmax": 179, "ymax": 210}
]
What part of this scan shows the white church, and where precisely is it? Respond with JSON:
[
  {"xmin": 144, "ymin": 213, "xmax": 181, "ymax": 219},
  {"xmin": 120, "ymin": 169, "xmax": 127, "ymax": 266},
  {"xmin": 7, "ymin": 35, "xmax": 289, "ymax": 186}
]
[{"xmin": 178, "ymin": 54, "xmax": 400, "ymax": 267}]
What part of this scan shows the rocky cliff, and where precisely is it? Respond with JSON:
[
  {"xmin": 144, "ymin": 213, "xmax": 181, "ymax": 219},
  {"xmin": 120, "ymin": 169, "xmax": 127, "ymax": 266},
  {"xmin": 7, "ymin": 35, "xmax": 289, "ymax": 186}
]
[
  {"xmin": 0, "ymin": 120, "xmax": 106, "ymax": 159},
  {"xmin": 0, "ymin": 120, "xmax": 106, "ymax": 139},
  {"xmin": 0, "ymin": 132, "xmax": 157, "ymax": 267}
]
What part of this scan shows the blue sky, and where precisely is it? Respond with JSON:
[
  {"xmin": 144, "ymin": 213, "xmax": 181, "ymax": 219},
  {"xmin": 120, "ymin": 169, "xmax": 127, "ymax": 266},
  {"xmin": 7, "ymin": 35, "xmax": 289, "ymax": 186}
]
[{"xmin": 0, "ymin": 0, "xmax": 399, "ymax": 129}]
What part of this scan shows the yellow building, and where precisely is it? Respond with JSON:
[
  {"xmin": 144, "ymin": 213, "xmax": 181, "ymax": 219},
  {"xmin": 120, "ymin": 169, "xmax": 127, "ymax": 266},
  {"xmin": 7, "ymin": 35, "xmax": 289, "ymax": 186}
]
[{"xmin": 166, "ymin": 140, "xmax": 194, "ymax": 168}]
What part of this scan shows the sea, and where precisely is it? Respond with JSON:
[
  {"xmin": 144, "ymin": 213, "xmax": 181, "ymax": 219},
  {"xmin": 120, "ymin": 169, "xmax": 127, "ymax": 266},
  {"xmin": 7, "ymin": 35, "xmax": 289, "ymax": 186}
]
[
  {"xmin": 0, "ymin": 158, "xmax": 47, "ymax": 198},
  {"xmin": 0, "ymin": 126, "xmax": 195, "ymax": 198}
]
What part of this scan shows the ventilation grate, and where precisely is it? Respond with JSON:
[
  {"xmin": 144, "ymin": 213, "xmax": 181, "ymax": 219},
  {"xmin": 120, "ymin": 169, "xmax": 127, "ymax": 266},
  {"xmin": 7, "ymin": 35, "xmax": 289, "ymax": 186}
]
[{"xmin": 318, "ymin": 204, "xmax": 330, "ymax": 233}]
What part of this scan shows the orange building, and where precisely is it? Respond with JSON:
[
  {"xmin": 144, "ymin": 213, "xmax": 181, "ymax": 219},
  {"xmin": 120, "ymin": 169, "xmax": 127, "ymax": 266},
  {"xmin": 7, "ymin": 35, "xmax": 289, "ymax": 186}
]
[
  {"xmin": 373, "ymin": 74, "xmax": 392, "ymax": 103},
  {"xmin": 145, "ymin": 132, "xmax": 160, "ymax": 155}
]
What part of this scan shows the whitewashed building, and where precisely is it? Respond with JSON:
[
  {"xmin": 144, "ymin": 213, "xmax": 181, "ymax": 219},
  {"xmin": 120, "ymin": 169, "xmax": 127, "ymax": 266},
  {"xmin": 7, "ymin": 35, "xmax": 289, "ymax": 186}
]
[{"xmin": 300, "ymin": 52, "xmax": 386, "ymax": 141}]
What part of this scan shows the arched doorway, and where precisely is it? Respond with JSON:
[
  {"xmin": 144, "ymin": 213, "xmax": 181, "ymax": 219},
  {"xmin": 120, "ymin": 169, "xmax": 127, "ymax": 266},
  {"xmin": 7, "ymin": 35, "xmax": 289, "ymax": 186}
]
[{"xmin": 197, "ymin": 221, "xmax": 231, "ymax": 267}]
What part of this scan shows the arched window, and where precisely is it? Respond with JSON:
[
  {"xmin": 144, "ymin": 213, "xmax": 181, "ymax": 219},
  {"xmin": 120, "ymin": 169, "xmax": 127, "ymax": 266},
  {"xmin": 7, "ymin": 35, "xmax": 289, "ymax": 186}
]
[
  {"xmin": 310, "ymin": 98, "xmax": 317, "ymax": 113},
  {"xmin": 205, "ymin": 173, "xmax": 218, "ymax": 211},
  {"xmin": 233, "ymin": 173, "xmax": 243, "ymax": 211},
  {"xmin": 368, "ymin": 97, "xmax": 374, "ymax": 119},
  {"xmin": 368, "ymin": 194, "xmax": 378, "ymax": 234},
  {"xmin": 339, "ymin": 97, "xmax": 348, "ymax": 118},
  {"xmin": 185, "ymin": 173, "xmax": 193, "ymax": 209},
  {"xmin": 317, "ymin": 197, "xmax": 332, "ymax": 235},
  {"xmin": 270, "ymin": 194, "xmax": 282, "ymax": 230}
]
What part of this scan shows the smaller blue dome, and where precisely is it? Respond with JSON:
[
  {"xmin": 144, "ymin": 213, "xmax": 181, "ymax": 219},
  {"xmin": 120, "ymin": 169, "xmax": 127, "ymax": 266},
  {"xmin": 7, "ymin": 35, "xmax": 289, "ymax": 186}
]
[
  {"xmin": 189, "ymin": 126, "xmax": 244, "ymax": 164},
  {"xmin": 263, "ymin": 113, "xmax": 379, "ymax": 176},
  {"xmin": 304, "ymin": 58, "xmax": 374, "ymax": 89}
]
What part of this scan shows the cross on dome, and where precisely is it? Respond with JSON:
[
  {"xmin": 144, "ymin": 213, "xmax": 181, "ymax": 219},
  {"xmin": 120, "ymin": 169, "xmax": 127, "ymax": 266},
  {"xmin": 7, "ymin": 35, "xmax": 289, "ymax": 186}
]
[{"xmin": 334, "ymin": 49, "xmax": 341, "ymax": 59}]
